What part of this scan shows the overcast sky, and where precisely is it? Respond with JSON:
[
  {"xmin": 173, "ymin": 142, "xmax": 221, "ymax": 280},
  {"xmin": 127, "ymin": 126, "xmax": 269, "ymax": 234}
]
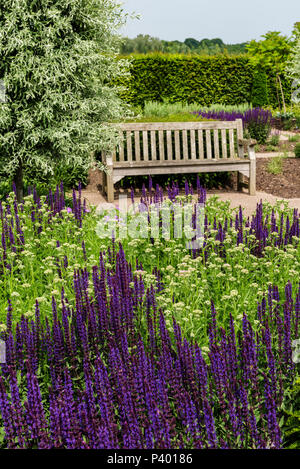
[{"xmin": 120, "ymin": 0, "xmax": 299, "ymax": 43}]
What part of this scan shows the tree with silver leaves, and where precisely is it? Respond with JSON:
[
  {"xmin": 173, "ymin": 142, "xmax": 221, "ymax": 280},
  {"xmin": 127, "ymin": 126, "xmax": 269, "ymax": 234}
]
[
  {"xmin": 0, "ymin": 0, "xmax": 131, "ymax": 201},
  {"xmin": 286, "ymin": 31, "xmax": 300, "ymax": 105}
]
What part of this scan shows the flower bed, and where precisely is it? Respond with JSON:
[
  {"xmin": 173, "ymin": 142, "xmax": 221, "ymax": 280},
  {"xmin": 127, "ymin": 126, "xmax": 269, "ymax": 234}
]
[
  {"xmin": 193, "ymin": 107, "xmax": 272, "ymax": 144},
  {"xmin": 0, "ymin": 181, "xmax": 299, "ymax": 448}
]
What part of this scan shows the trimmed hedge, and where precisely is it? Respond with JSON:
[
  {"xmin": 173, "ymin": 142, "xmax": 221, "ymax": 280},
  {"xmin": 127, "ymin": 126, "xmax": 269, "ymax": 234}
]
[
  {"xmin": 116, "ymin": 54, "xmax": 291, "ymax": 109},
  {"xmin": 251, "ymin": 67, "xmax": 269, "ymax": 107}
]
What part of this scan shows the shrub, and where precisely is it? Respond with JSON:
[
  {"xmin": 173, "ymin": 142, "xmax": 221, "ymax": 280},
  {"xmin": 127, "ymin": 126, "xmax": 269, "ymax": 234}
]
[
  {"xmin": 0, "ymin": 0, "xmax": 131, "ymax": 201},
  {"xmin": 0, "ymin": 157, "xmax": 90, "ymax": 200},
  {"xmin": 294, "ymin": 143, "xmax": 300, "ymax": 157},
  {"xmin": 0, "ymin": 185, "xmax": 299, "ymax": 448},
  {"xmin": 251, "ymin": 67, "xmax": 269, "ymax": 107},
  {"xmin": 288, "ymin": 134, "xmax": 300, "ymax": 142},
  {"xmin": 281, "ymin": 378, "xmax": 300, "ymax": 449},
  {"xmin": 116, "ymin": 54, "xmax": 292, "ymax": 108},
  {"xmin": 193, "ymin": 107, "xmax": 272, "ymax": 144},
  {"xmin": 142, "ymin": 100, "xmax": 202, "ymax": 118},
  {"xmin": 141, "ymin": 100, "xmax": 252, "ymax": 118},
  {"xmin": 267, "ymin": 156, "xmax": 284, "ymax": 174},
  {"xmin": 269, "ymin": 134, "xmax": 280, "ymax": 146},
  {"xmin": 282, "ymin": 119, "xmax": 296, "ymax": 131},
  {"xmin": 243, "ymin": 108, "xmax": 272, "ymax": 143}
]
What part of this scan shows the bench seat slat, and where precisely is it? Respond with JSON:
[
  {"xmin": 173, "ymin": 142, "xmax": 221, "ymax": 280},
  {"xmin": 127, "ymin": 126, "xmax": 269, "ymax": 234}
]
[{"xmin": 113, "ymin": 157, "xmax": 249, "ymax": 168}]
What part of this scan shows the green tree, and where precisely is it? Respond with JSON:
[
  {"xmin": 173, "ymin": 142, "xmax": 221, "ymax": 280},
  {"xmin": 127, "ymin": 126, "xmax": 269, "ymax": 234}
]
[
  {"xmin": 246, "ymin": 32, "xmax": 293, "ymax": 112},
  {"xmin": 292, "ymin": 22, "xmax": 300, "ymax": 38},
  {"xmin": 0, "ymin": 0, "xmax": 131, "ymax": 201},
  {"xmin": 184, "ymin": 38, "xmax": 200, "ymax": 50},
  {"xmin": 251, "ymin": 67, "xmax": 269, "ymax": 107}
]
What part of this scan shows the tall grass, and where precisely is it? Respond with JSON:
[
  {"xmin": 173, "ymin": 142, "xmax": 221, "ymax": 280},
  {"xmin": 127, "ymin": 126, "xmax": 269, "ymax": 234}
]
[{"xmin": 141, "ymin": 100, "xmax": 252, "ymax": 118}]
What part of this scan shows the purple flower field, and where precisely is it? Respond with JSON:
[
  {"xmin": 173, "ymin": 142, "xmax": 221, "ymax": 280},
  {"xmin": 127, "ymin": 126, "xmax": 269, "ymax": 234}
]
[{"xmin": 0, "ymin": 182, "xmax": 299, "ymax": 449}]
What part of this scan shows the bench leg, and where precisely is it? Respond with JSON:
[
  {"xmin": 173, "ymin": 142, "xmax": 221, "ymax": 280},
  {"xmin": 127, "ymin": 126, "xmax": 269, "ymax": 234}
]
[
  {"xmin": 237, "ymin": 172, "xmax": 243, "ymax": 192},
  {"xmin": 104, "ymin": 155, "xmax": 114, "ymax": 203},
  {"xmin": 249, "ymin": 159, "xmax": 256, "ymax": 196},
  {"xmin": 106, "ymin": 170, "xmax": 114, "ymax": 203}
]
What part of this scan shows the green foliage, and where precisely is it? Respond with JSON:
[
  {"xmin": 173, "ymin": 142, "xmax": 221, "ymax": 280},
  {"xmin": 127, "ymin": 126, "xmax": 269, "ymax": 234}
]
[
  {"xmin": 269, "ymin": 134, "xmax": 280, "ymax": 146},
  {"xmin": 2, "ymin": 188, "xmax": 300, "ymax": 348},
  {"xmin": 246, "ymin": 32, "xmax": 292, "ymax": 75},
  {"xmin": 116, "ymin": 54, "xmax": 291, "ymax": 109},
  {"xmin": 184, "ymin": 38, "xmax": 201, "ymax": 50},
  {"xmin": 246, "ymin": 117, "xmax": 272, "ymax": 144},
  {"xmin": 281, "ymin": 377, "xmax": 300, "ymax": 449},
  {"xmin": 120, "ymin": 35, "xmax": 246, "ymax": 56},
  {"xmin": 0, "ymin": 0, "xmax": 132, "ymax": 196},
  {"xmin": 140, "ymin": 100, "xmax": 252, "ymax": 118},
  {"xmin": 294, "ymin": 143, "xmax": 300, "ymax": 157},
  {"xmin": 288, "ymin": 134, "xmax": 300, "ymax": 142},
  {"xmin": 121, "ymin": 34, "xmax": 166, "ymax": 54},
  {"xmin": 246, "ymin": 32, "xmax": 293, "ymax": 111},
  {"xmin": 286, "ymin": 34, "xmax": 300, "ymax": 105},
  {"xmin": 288, "ymin": 105, "xmax": 300, "ymax": 126},
  {"xmin": 141, "ymin": 100, "xmax": 203, "ymax": 118},
  {"xmin": 127, "ymin": 112, "xmax": 210, "ymax": 123},
  {"xmin": 282, "ymin": 120, "xmax": 295, "ymax": 130},
  {"xmin": 267, "ymin": 155, "xmax": 284, "ymax": 174},
  {"xmin": 24, "ymin": 158, "xmax": 89, "ymax": 190},
  {"xmin": 198, "ymin": 103, "xmax": 253, "ymax": 113},
  {"xmin": 251, "ymin": 68, "xmax": 269, "ymax": 107}
]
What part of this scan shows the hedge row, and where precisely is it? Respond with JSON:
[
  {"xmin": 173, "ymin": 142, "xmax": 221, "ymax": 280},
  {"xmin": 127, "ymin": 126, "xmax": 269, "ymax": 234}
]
[{"xmin": 116, "ymin": 54, "xmax": 292, "ymax": 108}]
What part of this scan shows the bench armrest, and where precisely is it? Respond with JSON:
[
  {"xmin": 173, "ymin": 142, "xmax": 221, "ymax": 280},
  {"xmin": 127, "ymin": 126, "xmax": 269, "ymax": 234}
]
[
  {"xmin": 238, "ymin": 138, "xmax": 257, "ymax": 160},
  {"xmin": 238, "ymin": 138, "xmax": 257, "ymax": 148},
  {"xmin": 101, "ymin": 151, "xmax": 107, "ymax": 164}
]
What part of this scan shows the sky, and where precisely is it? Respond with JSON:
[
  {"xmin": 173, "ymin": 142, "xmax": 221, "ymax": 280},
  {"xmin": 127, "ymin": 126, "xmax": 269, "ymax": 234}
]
[{"xmin": 120, "ymin": 0, "xmax": 299, "ymax": 43}]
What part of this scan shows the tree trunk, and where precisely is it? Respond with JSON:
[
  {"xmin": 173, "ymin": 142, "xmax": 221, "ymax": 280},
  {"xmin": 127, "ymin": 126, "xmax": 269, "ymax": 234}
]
[
  {"xmin": 277, "ymin": 74, "xmax": 286, "ymax": 114},
  {"xmin": 14, "ymin": 160, "xmax": 24, "ymax": 203},
  {"xmin": 274, "ymin": 76, "xmax": 281, "ymax": 109}
]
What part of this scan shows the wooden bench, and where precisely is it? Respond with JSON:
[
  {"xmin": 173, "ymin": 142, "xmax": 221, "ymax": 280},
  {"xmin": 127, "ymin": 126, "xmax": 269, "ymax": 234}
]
[{"xmin": 101, "ymin": 119, "xmax": 256, "ymax": 202}]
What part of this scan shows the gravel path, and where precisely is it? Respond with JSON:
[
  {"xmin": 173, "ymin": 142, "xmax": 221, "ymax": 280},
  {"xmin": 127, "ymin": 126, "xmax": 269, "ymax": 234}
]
[
  {"xmin": 81, "ymin": 186, "xmax": 300, "ymax": 219},
  {"xmin": 80, "ymin": 150, "xmax": 300, "ymax": 219}
]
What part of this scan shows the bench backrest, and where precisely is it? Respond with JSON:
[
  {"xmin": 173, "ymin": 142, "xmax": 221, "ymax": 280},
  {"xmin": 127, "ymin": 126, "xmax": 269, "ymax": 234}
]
[{"xmin": 111, "ymin": 119, "xmax": 244, "ymax": 166}]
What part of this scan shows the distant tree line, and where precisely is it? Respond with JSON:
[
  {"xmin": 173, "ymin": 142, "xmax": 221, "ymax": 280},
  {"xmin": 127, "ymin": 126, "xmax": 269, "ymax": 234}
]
[{"xmin": 120, "ymin": 34, "xmax": 247, "ymax": 55}]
